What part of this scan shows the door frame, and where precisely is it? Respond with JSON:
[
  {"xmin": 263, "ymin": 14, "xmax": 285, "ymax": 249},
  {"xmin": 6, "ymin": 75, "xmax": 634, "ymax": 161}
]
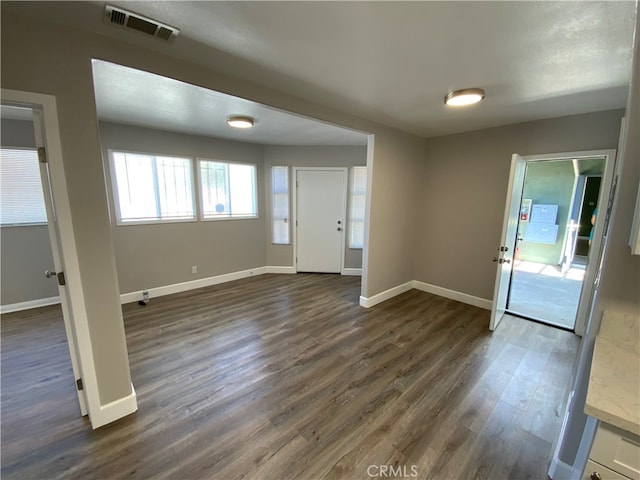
[
  {"xmin": 1, "ymin": 88, "xmax": 103, "ymax": 424},
  {"xmin": 292, "ymin": 167, "xmax": 348, "ymax": 274},
  {"xmin": 492, "ymin": 148, "xmax": 616, "ymax": 335}
]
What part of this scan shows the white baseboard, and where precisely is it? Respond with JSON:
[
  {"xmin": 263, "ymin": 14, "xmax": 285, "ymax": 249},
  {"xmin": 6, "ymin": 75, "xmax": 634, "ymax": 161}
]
[
  {"xmin": 120, "ymin": 267, "xmax": 267, "ymax": 304},
  {"xmin": 413, "ymin": 281, "xmax": 492, "ymax": 310},
  {"xmin": 342, "ymin": 268, "xmax": 362, "ymax": 276},
  {"xmin": 91, "ymin": 383, "xmax": 137, "ymax": 429},
  {"xmin": 266, "ymin": 265, "xmax": 296, "ymax": 274},
  {"xmin": 0, "ymin": 296, "xmax": 61, "ymax": 314},
  {"xmin": 360, "ymin": 280, "xmax": 492, "ymax": 310},
  {"xmin": 360, "ymin": 281, "xmax": 413, "ymax": 308}
]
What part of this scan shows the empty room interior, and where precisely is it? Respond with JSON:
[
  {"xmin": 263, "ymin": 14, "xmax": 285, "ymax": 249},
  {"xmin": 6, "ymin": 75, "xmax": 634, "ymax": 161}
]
[{"xmin": 1, "ymin": 2, "xmax": 639, "ymax": 480}]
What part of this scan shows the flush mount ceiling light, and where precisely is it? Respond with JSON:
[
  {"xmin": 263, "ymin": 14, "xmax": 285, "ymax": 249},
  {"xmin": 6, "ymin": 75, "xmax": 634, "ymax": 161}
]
[
  {"xmin": 227, "ymin": 116, "xmax": 254, "ymax": 128},
  {"xmin": 444, "ymin": 88, "xmax": 485, "ymax": 107}
]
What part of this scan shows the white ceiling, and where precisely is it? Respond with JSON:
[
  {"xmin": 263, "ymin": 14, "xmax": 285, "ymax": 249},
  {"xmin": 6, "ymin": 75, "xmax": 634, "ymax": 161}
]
[
  {"xmin": 92, "ymin": 60, "xmax": 369, "ymax": 146},
  {"xmin": 3, "ymin": 1, "xmax": 637, "ymax": 141}
]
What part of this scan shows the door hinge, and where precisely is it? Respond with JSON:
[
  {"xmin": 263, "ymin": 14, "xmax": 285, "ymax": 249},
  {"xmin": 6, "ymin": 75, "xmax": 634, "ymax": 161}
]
[
  {"xmin": 57, "ymin": 271, "xmax": 66, "ymax": 286},
  {"xmin": 76, "ymin": 378, "xmax": 84, "ymax": 391},
  {"xmin": 37, "ymin": 147, "xmax": 47, "ymax": 164}
]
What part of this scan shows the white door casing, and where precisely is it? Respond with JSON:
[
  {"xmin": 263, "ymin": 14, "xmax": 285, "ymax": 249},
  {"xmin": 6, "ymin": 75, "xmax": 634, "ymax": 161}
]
[
  {"xmin": 572, "ymin": 147, "xmax": 619, "ymax": 336},
  {"xmin": 1, "ymin": 89, "xmax": 105, "ymax": 427},
  {"xmin": 490, "ymin": 153, "xmax": 526, "ymax": 331},
  {"xmin": 490, "ymin": 149, "xmax": 617, "ymax": 335},
  {"xmin": 294, "ymin": 168, "xmax": 347, "ymax": 273}
]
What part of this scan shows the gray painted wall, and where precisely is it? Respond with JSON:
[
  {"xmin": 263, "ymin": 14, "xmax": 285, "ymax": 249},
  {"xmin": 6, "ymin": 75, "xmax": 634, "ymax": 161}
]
[
  {"xmin": 364, "ymin": 130, "xmax": 425, "ymax": 296},
  {"xmin": 263, "ymin": 145, "xmax": 367, "ymax": 269},
  {"xmin": 0, "ymin": 119, "xmax": 58, "ymax": 306},
  {"xmin": 99, "ymin": 122, "xmax": 266, "ymax": 294},
  {"xmin": 518, "ymin": 160, "xmax": 575, "ymax": 265},
  {"xmin": 1, "ymin": 11, "xmax": 425, "ymax": 407},
  {"xmin": 99, "ymin": 124, "xmax": 367, "ymax": 294},
  {"xmin": 416, "ymin": 109, "xmax": 625, "ymax": 301},
  {"xmin": 1, "ymin": 226, "xmax": 58, "ymax": 306},
  {"xmin": 3, "ymin": 118, "xmax": 368, "ymax": 303},
  {"xmin": 6, "ymin": 4, "xmax": 630, "ymax": 430}
]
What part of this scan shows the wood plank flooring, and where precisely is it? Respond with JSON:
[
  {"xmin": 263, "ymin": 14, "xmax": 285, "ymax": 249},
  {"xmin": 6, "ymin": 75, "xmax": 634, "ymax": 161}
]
[{"xmin": 1, "ymin": 273, "xmax": 579, "ymax": 479}]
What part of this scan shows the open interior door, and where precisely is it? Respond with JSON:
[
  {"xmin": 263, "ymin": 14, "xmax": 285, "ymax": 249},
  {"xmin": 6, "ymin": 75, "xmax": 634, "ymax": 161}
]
[
  {"xmin": 32, "ymin": 107, "xmax": 88, "ymax": 415},
  {"xmin": 490, "ymin": 153, "xmax": 526, "ymax": 331}
]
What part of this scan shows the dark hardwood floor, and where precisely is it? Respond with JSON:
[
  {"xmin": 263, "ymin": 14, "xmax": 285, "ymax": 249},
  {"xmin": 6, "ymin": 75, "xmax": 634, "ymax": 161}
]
[{"xmin": 1, "ymin": 273, "xmax": 579, "ymax": 479}]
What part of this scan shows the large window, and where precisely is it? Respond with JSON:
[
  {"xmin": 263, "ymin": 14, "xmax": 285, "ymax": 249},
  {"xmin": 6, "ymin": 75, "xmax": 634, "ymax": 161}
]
[
  {"xmin": 349, "ymin": 166, "xmax": 367, "ymax": 248},
  {"xmin": 110, "ymin": 151, "xmax": 195, "ymax": 224},
  {"xmin": 199, "ymin": 160, "xmax": 257, "ymax": 219},
  {"xmin": 271, "ymin": 166, "xmax": 290, "ymax": 244},
  {"xmin": 0, "ymin": 148, "xmax": 47, "ymax": 226}
]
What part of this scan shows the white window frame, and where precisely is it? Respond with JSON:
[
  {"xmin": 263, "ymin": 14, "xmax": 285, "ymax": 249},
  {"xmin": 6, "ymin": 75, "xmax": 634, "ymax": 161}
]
[
  {"xmin": 271, "ymin": 165, "xmax": 290, "ymax": 244},
  {"xmin": 197, "ymin": 158, "xmax": 258, "ymax": 221},
  {"xmin": 0, "ymin": 146, "xmax": 48, "ymax": 227},
  {"xmin": 108, "ymin": 149, "xmax": 197, "ymax": 226},
  {"xmin": 348, "ymin": 166, "xmax": 367, "ymax": 249}
]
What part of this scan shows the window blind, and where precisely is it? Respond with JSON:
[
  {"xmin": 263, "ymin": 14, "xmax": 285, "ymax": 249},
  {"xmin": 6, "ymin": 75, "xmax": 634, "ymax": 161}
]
[
  {"xmin": 349, "ymin": 166, "xmax": 367, "ymax": 248},
  {"xmin": 271, "ymin": 166, "xmax": 290, "ymax": 244},
  {"xmin": 0, "ymin": 148, "xmax": 47, "ymax": 226}
]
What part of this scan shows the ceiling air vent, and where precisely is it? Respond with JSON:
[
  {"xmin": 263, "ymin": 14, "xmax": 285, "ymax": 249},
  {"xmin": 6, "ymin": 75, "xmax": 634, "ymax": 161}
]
[{"xmin": 104, "ymin": 5, "xmax": 179, "ymax": 41}]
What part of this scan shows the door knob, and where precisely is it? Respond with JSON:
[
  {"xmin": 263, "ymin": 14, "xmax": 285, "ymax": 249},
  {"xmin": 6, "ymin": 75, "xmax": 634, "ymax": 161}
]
[
  {"xmin": 503, "ymin": 258, "xmax": 511, "ymax": 264},
  {"xmin": 45, "ymin": 269, "xmax": 57, "ymax": 278},
  {"xmin": 492, "ymin": 257, "xmax": 499, "ymax": 262}
]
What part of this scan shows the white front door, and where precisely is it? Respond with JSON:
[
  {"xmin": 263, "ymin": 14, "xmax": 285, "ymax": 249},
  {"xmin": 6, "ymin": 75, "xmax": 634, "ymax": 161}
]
[
  {"xmin": 490, "ymin": 154, "xmax": 526, "ymax": 331},
  {"xmin": 295, "ymin": 169, "xmax": 347, "ymax": 273}
]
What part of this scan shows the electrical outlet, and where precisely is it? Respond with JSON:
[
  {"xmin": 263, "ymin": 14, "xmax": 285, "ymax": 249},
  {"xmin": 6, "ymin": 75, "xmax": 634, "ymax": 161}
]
[
  {"xmin": 191, "ymin": 266, "xmax": 198, "ymax": 274},
  {"xmin": 142, "ymin": 290, "xmax": 149, "ymax": 301}
]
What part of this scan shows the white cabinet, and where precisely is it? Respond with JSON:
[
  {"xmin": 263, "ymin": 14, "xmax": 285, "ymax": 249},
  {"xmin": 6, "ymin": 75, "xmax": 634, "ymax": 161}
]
[
  {"xmin": 583, "ymin": 422, "xmax": 640, "ymax": 480},
  {"xmin": 583, "ymin": 460, "xmax": 629, "ymax": 480}
]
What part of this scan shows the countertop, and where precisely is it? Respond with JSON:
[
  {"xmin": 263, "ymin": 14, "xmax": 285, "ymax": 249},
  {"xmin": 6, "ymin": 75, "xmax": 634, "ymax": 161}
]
[{"xmin": 584, "ymin": 310, "xmax": 640, "ymax": 436}]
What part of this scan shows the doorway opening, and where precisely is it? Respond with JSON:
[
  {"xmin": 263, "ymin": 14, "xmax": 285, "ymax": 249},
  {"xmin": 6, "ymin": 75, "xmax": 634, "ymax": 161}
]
[
  {"xmin": 2, "ymin": 89, "xmax": 99, "ymax": 428},
  {"xmin": 0, "ymin": 100, "xmax": 89, "ymax": 418},
  {"xmin": 506, "ymin": 157, "xmax": 605, "ymax": 330},
  {"xmin": 490, "ymin": 149, "xmax": 616, "ymax": 335}
]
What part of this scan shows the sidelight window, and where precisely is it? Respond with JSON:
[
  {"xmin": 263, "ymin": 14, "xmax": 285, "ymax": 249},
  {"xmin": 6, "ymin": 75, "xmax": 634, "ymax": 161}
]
[
  {"xmin": 349, "ymin": 166, "xmax": 367, "ymax": 248},
  {"xmin": 271, "ymin": 166, "xmax": 290, "ymax": 244}
]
